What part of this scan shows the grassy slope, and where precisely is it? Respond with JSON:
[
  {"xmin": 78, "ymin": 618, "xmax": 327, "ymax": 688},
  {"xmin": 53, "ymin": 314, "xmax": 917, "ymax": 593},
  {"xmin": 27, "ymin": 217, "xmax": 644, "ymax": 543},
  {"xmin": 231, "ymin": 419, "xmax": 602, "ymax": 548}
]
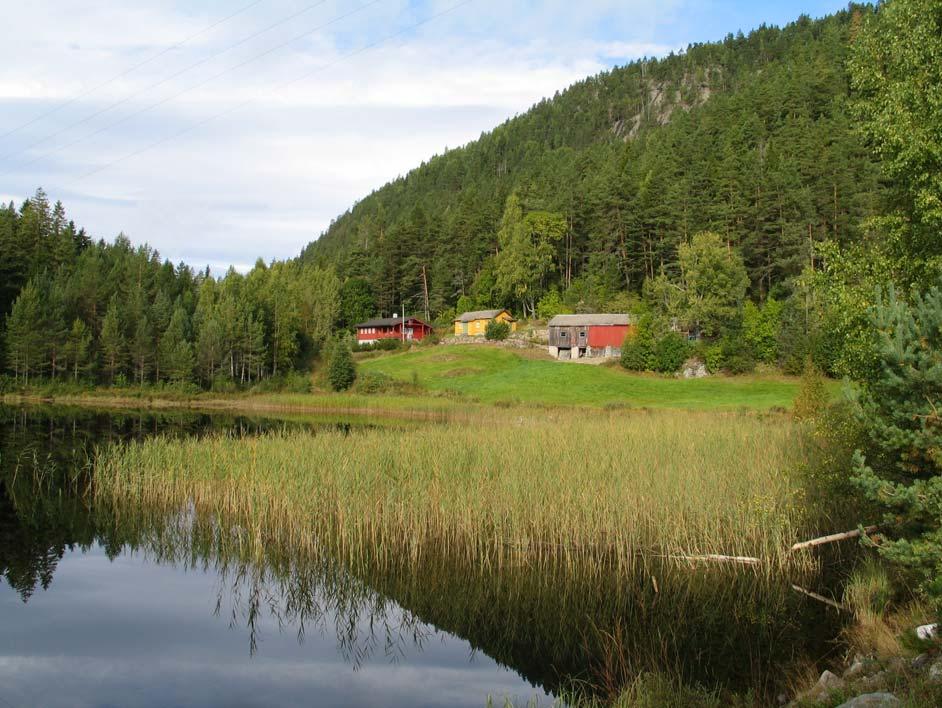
[{"xmin": 360, "ymin": 345, "xmax": 804, "ymax": 410}]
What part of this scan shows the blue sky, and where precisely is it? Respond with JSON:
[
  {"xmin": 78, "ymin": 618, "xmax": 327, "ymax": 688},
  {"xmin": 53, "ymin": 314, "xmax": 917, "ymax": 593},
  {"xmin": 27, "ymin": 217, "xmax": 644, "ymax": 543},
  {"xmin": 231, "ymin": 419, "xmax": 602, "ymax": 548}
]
[{"xmin": 0, "ymin": 0, "xmax": 849, "ymax": 272}]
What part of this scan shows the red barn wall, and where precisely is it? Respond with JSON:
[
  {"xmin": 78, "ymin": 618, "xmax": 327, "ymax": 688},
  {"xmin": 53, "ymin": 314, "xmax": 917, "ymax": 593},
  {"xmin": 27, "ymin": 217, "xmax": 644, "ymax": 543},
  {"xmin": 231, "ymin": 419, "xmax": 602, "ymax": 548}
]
[{"xmin": 587, "ymin": 324, "xmax": 633, "ymax": 348}]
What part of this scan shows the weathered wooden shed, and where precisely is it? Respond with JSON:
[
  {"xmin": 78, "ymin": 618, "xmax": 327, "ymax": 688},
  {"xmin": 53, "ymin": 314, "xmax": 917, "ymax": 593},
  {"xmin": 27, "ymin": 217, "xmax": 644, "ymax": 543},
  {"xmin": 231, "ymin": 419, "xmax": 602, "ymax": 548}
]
[{"xmin": 547, "ymin": 314, "xmax": 635, "ymax": 360}]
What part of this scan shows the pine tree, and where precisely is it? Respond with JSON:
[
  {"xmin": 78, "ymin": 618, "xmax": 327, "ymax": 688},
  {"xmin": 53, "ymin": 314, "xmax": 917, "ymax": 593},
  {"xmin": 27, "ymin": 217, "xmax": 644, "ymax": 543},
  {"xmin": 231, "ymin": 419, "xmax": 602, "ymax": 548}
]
[
  {"xmin": 5, "ymin": 281, "xmax": 44, "ymax": 384},
  {"xmin": 196, "ymin": 314, "xmax": 224, "ymax": 384},
  {"xmin": 159, "ymin": 306, "xmax": 194, "ymax": 383},
  {"xmin": 130, "ymin": 314, "xmax": 154, "ymax": 385},
  {"xmin": 150, "ymin": 290, "xmax": 172, "ymax": 381},
  {"xmin": 99, "ymin": 296, "xmax": 125, "ymax": 385},
  {"xmin": 62, "ymin": 318, "xmax": 92, "ymax": 382}
]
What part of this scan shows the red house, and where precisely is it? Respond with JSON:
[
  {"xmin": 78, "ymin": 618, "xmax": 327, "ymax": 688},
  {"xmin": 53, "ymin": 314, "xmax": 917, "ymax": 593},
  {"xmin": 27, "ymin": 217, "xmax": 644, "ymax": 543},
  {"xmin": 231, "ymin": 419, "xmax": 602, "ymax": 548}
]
[{"xmin": 355, "ymin": 315, "xmax": 433, "ymax": 345}]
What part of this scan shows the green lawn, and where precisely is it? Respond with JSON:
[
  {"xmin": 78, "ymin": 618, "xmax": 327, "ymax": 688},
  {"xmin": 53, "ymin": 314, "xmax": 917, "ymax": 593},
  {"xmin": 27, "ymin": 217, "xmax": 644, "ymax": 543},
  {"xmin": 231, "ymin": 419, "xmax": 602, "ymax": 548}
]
[{"xmin": 359, "ymin": 345, "xmax": 810, "ymax": 410}]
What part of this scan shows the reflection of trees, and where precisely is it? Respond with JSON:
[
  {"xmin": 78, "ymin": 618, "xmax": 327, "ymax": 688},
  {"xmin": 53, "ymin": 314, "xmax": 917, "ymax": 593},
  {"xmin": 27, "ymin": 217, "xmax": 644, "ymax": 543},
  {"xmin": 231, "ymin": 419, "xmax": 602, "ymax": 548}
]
[
  {"xmin": 105, "ymin": 503, "xmax": 842, "ymax": 701},
  {"xmin": 0, "ymin": 409, "xmax": 99, "ymax": 602},
  {"xmin": 0, "ymin": 405, "xmax": 384, "ymax": 603},
  {"xmin": 100, "ymin": 508, "xmax": 433, "ymax": 667},
  {"xmin": 1, "ymin": 406, "xmax": 846, "ymax": 702}
]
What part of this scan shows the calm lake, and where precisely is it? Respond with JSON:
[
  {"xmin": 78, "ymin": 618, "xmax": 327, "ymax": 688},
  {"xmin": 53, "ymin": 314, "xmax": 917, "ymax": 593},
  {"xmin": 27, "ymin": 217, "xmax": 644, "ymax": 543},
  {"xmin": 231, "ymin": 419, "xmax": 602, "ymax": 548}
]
[
  {"xmin": 0, "ymin": 405, "xmax": 844, "ymax": 707},
  {"xmin": 0, "ymin": 406, "xmax": 553, "ymax": 708}
]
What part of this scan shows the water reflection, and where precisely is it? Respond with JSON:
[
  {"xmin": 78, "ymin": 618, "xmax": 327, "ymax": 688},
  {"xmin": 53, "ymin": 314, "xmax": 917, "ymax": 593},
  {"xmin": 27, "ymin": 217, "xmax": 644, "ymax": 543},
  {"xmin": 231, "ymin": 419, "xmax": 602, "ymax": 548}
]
[
  {"xmin": 0, "ymin": 405, "xmax": 845, "ymax": 706},
  {"xmin": 0, "ymin": 406, "xmax": 550, "ymax": 708}
]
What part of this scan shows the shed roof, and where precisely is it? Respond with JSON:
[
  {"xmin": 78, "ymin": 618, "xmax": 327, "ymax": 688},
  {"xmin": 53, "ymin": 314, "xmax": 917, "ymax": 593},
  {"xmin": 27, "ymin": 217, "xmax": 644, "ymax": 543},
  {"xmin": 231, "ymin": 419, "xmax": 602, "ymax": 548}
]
[
  {"xmin": 355, "ymin": 316, "xmax": 429, "ymax": 328},
  {"xmin": 454, "ymin": 309, "xmax": 514, "ymax": 323},
  {"xmin": 547, "ymin": 314, "xmax": 633, "ymax": 327}
]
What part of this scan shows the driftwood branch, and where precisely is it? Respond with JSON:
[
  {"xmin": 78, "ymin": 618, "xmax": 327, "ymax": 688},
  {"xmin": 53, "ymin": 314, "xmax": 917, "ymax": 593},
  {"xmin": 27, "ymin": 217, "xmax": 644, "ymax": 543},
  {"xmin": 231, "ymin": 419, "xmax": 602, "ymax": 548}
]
[
  {"xmin": 791, "ymin": 584, "xmax": 849, "ymax": 612},
  {"xmin": 662, "ymin": 553, "xmax": 762, "ymax": 566},
  {"xmin": 790, "ymin": 526, "xmax": 879, "ymax": 553}
]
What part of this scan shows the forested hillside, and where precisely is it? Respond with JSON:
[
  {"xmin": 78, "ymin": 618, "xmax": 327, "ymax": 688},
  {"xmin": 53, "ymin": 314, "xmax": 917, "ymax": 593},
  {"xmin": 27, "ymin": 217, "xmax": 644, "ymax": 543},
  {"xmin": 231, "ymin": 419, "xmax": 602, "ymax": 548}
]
[{"xmin": 301, "ymin": 6, "xmax": 883, "ymax": 320}]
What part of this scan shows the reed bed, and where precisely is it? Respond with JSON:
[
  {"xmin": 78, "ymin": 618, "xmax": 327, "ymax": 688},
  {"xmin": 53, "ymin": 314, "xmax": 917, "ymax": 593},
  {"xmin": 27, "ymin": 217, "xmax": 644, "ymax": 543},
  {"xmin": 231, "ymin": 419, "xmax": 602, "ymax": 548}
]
[{"xmin": 94, "ymin": 408, "xmax": 815, "ymax": 581}]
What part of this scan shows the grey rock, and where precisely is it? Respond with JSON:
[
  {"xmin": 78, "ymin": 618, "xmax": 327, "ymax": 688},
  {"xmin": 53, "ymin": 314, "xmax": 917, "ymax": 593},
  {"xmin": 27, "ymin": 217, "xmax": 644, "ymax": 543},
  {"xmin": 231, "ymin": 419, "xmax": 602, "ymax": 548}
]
[
  {"xmin": 836, "ymin": 693, "xmax": 900, "ymax": 708},
  {"xmin": 916, "ymin": 623, "xmax": 937, "ymax": 641},
  {"xmin": 680, "ymin": 357, "xmax": 708, "ymax": 379},
  {"xmin": 929, "ymin": 658, "xmax": 942, "ymax": 684},
  {"xmin": 805, "ymin": 670, "xmax": 845, "ymax": 702}
]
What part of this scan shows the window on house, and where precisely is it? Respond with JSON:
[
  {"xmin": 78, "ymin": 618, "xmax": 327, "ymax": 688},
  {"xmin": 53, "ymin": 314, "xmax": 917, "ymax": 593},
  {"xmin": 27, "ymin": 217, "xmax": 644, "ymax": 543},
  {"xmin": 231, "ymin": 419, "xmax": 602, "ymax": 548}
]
[{"xmin": 560, "ymin": 331, "xmax": 568, "ymax": 338}]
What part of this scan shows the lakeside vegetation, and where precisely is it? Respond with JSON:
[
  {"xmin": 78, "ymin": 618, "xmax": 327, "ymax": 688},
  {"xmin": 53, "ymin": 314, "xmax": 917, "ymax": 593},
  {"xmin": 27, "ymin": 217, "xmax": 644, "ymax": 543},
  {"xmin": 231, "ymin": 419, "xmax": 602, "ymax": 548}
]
[
  {"xmin": 95, "ymin": 408, "xmax": 814, "ymax": 569},
  {"xmin": 92, "ymin": 407, "xmax": 825, "ymax": 698}
]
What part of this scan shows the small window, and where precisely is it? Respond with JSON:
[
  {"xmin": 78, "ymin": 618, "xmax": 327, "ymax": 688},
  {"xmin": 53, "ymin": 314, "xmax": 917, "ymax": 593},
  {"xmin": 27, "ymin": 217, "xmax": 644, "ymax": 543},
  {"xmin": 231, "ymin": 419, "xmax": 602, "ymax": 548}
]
[{"xmin": 560, "ymin": 331, "xmax": 568, "ymax": 338}]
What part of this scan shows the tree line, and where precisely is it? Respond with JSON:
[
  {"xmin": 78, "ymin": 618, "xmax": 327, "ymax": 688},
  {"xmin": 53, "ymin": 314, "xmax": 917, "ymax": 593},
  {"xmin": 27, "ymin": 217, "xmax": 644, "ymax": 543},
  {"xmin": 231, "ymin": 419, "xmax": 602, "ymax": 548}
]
[{"xmin": 0, "ymin": 191, "xmax": 340, "ymax": 389}]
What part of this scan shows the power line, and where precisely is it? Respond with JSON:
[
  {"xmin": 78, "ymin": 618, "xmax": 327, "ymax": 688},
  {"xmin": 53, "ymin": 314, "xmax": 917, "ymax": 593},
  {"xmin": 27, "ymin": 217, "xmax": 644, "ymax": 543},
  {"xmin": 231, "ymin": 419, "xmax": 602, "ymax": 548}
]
[
  {"xmin": 0, "ymin": 0, "xmax": 267, "ymax": 141},
  {"xmin": 4, "ymin": 0, "xmax": 382, "ymax": 177},
  {"xmin": 1, "ymin": 0, "xmax": 332, "ymax": 164},
  {"xmin": 73, "ymin": 0, "xmax": 474, "ymax": 184}
]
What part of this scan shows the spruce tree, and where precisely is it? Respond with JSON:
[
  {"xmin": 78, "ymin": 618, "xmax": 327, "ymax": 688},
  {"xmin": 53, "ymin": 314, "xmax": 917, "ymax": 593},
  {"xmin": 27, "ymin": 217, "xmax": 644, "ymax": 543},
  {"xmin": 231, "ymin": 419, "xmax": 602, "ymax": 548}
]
[
  {"xmin": 852, "ymin": 283, "xmax": 942, "ymax": 615},
  {"xmin": 327, "ymin": 339, "xmax": 356, "ymax": 392}
]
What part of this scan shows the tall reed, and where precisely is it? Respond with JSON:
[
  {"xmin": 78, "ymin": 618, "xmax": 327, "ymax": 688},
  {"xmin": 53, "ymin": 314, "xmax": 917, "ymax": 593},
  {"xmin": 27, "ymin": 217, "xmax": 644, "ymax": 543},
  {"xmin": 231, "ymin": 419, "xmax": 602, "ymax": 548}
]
[{"xmin": 94, "ymin": 409, "xmax": 814, "ymax": 581}]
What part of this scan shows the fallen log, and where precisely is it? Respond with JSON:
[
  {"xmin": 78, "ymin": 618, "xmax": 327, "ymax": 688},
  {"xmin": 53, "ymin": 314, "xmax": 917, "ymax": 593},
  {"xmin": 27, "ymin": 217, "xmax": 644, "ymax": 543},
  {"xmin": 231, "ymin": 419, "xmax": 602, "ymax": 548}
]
[
  {"xmin": 791, "ymin": 584, "xmax": 849, "ymax": 612},
  {"xmin": 662, "ymin": 553, "xmax": 762, "ymax": 566},
  {"xmin": 790, "ymin": 525, "xmax": 879, "ymax": 553}
]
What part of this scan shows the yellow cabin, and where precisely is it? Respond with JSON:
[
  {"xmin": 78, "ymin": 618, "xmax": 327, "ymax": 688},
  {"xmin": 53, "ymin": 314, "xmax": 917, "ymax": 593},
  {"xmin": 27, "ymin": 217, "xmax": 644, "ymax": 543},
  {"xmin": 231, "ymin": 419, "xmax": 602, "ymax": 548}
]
[{"xmin": 454, "ymin": 309, "xmax": 518, "ymax": 336}]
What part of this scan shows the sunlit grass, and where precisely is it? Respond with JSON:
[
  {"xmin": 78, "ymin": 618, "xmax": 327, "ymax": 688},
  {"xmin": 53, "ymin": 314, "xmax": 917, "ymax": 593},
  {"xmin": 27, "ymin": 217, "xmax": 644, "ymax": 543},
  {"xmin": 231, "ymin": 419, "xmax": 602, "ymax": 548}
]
[
  {"xmin": 360, "ymin": 345, "xmax": 809, "ymax": 410},
  {"xmin": 94, "ymin": 408, "xmax": 815, "ymax": 578}
]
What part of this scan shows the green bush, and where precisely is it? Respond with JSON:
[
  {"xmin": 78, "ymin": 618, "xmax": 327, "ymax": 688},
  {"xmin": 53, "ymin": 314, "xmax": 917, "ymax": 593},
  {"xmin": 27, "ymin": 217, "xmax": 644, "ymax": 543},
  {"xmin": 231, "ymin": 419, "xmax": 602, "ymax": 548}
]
[
  {"xmin": 653, "ymin": 332, "xmax": 689, "ymax": 373},
  {"xmin": 418, "ymin": 331, "xmax": 440, "ymax": 347},
  {"xmin": 620, "ymin": 316, "xmax": 656, "ymax": 371},
  {"xmin": 743, "ymin": 298, "xmax": 783, "ymax": 363},
  {"xmin": 620, "ymin": 340, "xmax": 649, "ymax": 371},
  {"xmin": 792, "ymin": 359, "xmax": 829, "ymax": 422},
  {"xmin": 536, "ymin": 290, "xmax": 573, "ymax": 320},
  {"xmin": 250, "ymin": 372, "xmax": 311, "ymax": 394},
  {"xmin": 485, "ymin": 319, "xmax": 511, "ymax": 341},
  {"xmin": 704, "ymin": 344, "xmax": 725, "ymax": 374},
  {"xmin": 210, "ymin": 375, "xmax": 239, "ymax": 394},
  {"xmin": 720, "ymin": 336, "xmax": 756, "ymax": 374},
  {"xmin": 355, "ymin": 338, "xmax": 404, "ymax": 352},
  {"xmin": 851, "ymin": 282, "xmax": 942, "ymax": 617},
  {"xmin": 376, "ymin": 337, "xmax": 404, "ymax": 351},
  {"xmin": 327, "ymin": 340, "xmax": 356, "ymax": 392},
  {"xmin": 352, "ymin": 371, "xmax": 415, "ymax": 395}
]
